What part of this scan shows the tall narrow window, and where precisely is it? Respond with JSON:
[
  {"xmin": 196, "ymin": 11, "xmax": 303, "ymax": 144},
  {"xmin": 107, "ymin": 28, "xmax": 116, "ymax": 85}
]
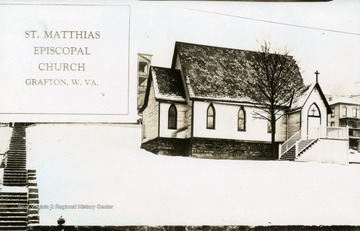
[
  {"xmin": 342, "ymin": 107, "xmax": 347, "ymax": 117},
  {"xmin": 331, "ymin": 107, "xmax": 335, "ymax": 117},
  {"xmin": 238, "ymin": 106, "xmax": 246, "ymax": 131},
  {"xmin": 168, "ymin": 104, "xmax": 177, "ymax": 129},
  {"xmin": 353, "ymin": 108, "xmax": 358, "ymax": 118},
  {"xmin": 207, "ymin": 103, "xmax": 215, "ymax": 129}
]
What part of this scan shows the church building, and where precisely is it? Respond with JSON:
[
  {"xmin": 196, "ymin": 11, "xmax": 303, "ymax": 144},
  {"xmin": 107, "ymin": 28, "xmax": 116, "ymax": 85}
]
[{"xmin": 139, "ymin": 42, "xmax": 349, "ymax": 163}]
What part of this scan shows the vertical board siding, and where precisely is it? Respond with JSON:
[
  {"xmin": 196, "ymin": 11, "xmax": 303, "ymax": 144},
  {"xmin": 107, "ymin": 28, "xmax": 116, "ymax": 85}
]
[
  {"xmin": 288, "ymin": 112, "xmax": 301, "ymax": 138},
  {"xmin": 142, "ymin": 83, "xmax": 159, "ymax": 142}
]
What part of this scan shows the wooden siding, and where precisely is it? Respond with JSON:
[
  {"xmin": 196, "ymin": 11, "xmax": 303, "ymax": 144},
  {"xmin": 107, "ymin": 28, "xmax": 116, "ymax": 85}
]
[
  {"xmin": 275, "ymin": 112, "xmax": 287, "ymax": 142},
  {"xmin": 288, "ymin": 111, "xmax": 301, "ymax": 138},
  {"xmin": 142, "ymin": 83, "xmax": 159, "ymax": 142},
  {"xmin": 192, "ymin": 101, "xmax": 286, "ymax": 142},
  {"xmin": 159, "ymin": 102, "xmax": 188, "ymax": 139}
]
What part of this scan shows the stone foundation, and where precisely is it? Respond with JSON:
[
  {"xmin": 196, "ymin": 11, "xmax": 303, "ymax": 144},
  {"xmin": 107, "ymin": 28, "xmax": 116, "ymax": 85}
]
[
  {"xmin": 141, "ymin": 137, "xmax": 277, "ymax": 160},
  {"xmin": 141, "ymin": 138, "xmax": 191, "ymax": 156},
  {"xmin": 190, "ymin": 138, "xmax": 275, "ymax": 160}
]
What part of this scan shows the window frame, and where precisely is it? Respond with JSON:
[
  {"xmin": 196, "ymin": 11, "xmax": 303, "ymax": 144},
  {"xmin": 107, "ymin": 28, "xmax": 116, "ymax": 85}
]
[
  {"xmin": 331, "ymin": 107, "xmax": 335, "ymax": 117},
  {"xmin": 206, "ymin": 103, "xmax": 215, "ymax": 129},
  {"xmin": 353, "ymin": 108, "xmax": 358, "ymax": 118},
  {"xmin": 168, "ymin": 104, "xmax": 177, "ymax": 130},
  {"xmin": 342, "ymin": 107, "xmax": 347, "ymax": 117},
  {"xmin": 238, "ymin": 106, "xmax": 246, "ymax": 131}
]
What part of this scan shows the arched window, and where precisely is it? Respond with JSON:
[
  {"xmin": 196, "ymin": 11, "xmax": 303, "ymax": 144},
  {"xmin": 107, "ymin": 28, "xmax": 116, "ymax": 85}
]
[
  {"xmin": 308, "ymin": 103, "xmax": 321, "ymax": 117},
  {"xmin": 207, "ymin": 103, "xmax": 215, "ymax": 129},
  {"xmin": 168, "ymin": 104, "xmax": 177, "ymax": 129},
  {"xmin": 238, "ymin": 106, "xmax": 246, "ymax": 131}
]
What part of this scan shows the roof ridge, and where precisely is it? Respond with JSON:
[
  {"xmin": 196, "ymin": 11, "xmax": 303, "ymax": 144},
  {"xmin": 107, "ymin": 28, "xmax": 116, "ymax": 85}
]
[{"xmin": 175, "ymin": 41, "xmax": 260, "ymax": 54}]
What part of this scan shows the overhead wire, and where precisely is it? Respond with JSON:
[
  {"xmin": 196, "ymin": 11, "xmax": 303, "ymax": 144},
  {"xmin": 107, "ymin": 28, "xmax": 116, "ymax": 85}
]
[{"xmin": 173, "ymin": 6, "xmax": 360, "ymax": 36}]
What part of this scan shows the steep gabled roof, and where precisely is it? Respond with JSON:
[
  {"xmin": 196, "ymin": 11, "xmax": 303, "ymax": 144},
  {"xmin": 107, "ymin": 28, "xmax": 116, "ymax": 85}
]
[
  {"xmin": 289, "ymin": 82, "xmax": 332, "ymax": 114},
  {"xmin": 172, "ymin": 41, "xmax": 302, "ymax": 103},
  {"xmin": 139, "ymin": 66, "xmax": 186, "ymax": 113}
]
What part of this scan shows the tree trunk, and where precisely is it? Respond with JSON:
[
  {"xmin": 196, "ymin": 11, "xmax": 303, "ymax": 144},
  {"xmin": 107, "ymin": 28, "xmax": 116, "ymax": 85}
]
[{"xmin": 271, "ymin": 112, "xmax": 277, "ymax": 159}]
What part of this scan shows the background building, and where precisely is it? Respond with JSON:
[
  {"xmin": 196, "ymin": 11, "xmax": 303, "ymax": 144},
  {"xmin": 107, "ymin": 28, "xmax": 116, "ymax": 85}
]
[
  {"xmin": 137, "ymin": 53, "xmax": 152, "ymax": 110},
  {"xmin": 328, "ymin": 97, "xmax": 360, "ymax": 150}
]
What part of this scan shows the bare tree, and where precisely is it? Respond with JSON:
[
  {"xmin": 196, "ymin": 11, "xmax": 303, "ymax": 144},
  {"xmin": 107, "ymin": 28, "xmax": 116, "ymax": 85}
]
[{"xmin": 245, "ymin": 41, "xmax": 304, "ymax": 157}]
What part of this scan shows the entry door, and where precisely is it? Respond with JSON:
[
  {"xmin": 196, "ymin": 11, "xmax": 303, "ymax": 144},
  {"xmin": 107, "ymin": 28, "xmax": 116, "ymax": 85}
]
[
  {"xmin": 307, "ymin": 103, "xmax": 321, "ymax": 139},
  {"xmin": 308, "ymin": 117, "xmax": 321, "ymax": 139}
]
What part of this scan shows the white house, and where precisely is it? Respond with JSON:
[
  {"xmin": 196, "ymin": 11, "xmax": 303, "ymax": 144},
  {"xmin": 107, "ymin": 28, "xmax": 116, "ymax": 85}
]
[{"xmin": 139, "ymin": 42, "xmax": 348, "ymax": 163}]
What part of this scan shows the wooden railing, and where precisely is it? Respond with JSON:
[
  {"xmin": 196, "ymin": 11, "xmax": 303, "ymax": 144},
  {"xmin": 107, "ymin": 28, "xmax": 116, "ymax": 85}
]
[
  {"xmin": 279, "ymin": 126, "xmax": 349, "ymax": 159},
  {"xmin": 278, "ymin": 130, "xmax": 301, "ymax": 158}
]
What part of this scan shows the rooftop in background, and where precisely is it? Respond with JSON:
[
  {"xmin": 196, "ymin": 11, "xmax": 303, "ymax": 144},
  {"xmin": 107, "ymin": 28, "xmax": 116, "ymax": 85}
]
[{"xmin": 328, "ymin": 96, "xmax": 360, "ymax": 106}]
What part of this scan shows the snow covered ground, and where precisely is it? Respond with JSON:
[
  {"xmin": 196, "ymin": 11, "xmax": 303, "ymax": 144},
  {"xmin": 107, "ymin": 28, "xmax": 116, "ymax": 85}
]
[
  {"xmin": 349, "ymin": 149, "xmax": 360, "ymax": 163},
  {"xmin": 2, "ymin": 124, "xmax": 360, "ymax": 226}
]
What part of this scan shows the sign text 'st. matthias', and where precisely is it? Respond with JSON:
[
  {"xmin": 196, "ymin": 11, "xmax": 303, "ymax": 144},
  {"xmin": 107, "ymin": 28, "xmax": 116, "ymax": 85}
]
[{"xmin": 24, "ymin": 30, "xmax": 100, "ymax": 86}]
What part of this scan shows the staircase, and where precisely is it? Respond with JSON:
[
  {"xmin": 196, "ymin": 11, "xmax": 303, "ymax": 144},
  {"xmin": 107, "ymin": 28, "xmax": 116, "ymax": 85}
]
[
  {"xmin": 0, "ymin": 124, "xmax": 39, "ymax": 230},
  {"xmin": 0, "ymin": 191, "xmax": 28, "ymax": 230},
  {"xmin": 280, "ymin": 139, "xmax": 318, "ymax": 161}
]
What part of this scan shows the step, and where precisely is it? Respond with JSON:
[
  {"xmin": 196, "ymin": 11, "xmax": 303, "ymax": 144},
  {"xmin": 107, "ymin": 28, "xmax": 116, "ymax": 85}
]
[
  {"xmin": 3, "ymin": 178, "xmax": 27, "ymax": 182},
  {"xmin": 0, "ymin": 216, "xmax": 27, "ymax": 221},
  {"xmin": 0, "ymin": 221, "xmax": 27, "ymax": 226},
  {"xmin": 0, "ymin": 208, "xmax": 28, "ymax": 213},
  {"xmin": 3, "ymin": 183, "xmax": 27, "ymax": 187},
  {"xmin": 4, "ymin": 167, "xmax": 26, "ymax": 170},
  {"xmin": 3, "ymin": 173, "xmax": 27, "ymax": 177},
  {"xmin": 0, "ymin": 199, "xmax": 28, "ymax": 204},
  {"xmin": 4, "ymin": 169, "xmax": 27, "ymax": 173},
  {"xmin": 0, "ymin": 194, "xmax": 26, "ymax": 200},
  {"xmin": 28, "ymin": 194, "xmax": 38, "ymax": 199},
  {"xmin": 6, "ymin": 159, "xmax": 26, "ymax": 162},
  {"xmin": 0, "ymin": 226, "xmax": 27, "ymax": 231},
  {"xmin": 28, "ymin": 199, "xmax": 39, "ymax": 204},
  {"xmin": 0, "ymin": 212, "xmax": 27, "ymax": 217},
  {"xmin": 6, "ymin": 162, "xmax": 26, "ymax": 165},
  {"xmin": 28, "ymin": 188, "xmax": 38, "ymax": 193},
  {"xmin": 7, "ymin": 150, "xmax": 26, "ymax": 153},
  {"xmin": 28, "ymin": 208, "xmax": 39, "ymax": 215},
  {"xmin": 0, "ymin": 204, "xmax": 28, "ymax": 209},
  {"xmin": 0, "ymin": 192, "xmax": 27, "ymax": 196}
]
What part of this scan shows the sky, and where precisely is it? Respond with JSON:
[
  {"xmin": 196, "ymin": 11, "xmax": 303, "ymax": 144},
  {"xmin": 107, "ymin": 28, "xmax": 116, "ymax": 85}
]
[{"xmin": 132, "ymin": 0, "xmax": 360, "ymax": 96}]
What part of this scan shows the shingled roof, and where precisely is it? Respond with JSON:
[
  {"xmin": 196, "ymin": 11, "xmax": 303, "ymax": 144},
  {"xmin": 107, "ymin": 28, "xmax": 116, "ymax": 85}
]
[
  {"xmin": 139, "ymin": 66, "xmax": 186, "ymax": 113},
  {"xmin": 151, "ymin": 66, "xmax": 186, "ymax": 102},
  {"xmin": 172, "ymin": 42, "xmax": 302, "ymax": 102}
]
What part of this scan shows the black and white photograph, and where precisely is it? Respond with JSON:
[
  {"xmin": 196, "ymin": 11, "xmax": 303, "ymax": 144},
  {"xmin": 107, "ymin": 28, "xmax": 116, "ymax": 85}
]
[{"xmin": 0, "ymin": 0, "xmax": 359, "ymax": 230}]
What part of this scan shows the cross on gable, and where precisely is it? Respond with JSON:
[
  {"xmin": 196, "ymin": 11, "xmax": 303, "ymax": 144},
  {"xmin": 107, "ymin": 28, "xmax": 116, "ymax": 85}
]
[{"xmin": 314, "ymin": 70, "xmax": 320, "ymax": 83}]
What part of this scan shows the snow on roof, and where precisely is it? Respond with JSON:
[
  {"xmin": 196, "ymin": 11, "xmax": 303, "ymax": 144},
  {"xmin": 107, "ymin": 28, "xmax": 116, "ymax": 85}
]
[
  {"xmin": 151, "ymin": 66, "xmax": 186, "ymax": 102},
  {"xmin": 290, "ymin": 83, "xmax": 316, "ymax": 111},
  {"xmin": 174, "ymin": 41, "xmax": 302, "ymax": 102}
]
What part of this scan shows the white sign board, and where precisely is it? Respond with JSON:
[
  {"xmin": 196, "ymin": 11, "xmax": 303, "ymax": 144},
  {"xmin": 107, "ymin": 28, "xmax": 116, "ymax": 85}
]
[{"xmin": 0, "ymin": 5, "xmax": 133, "ymax": 122}]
